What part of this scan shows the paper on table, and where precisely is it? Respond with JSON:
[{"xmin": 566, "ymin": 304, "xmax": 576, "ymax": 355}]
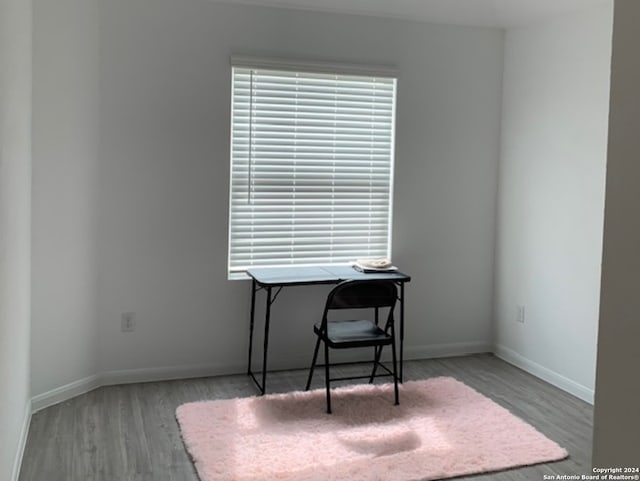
[{"xmin": 353, "ymin": 258, "xmax": 398, "ymax": 272}]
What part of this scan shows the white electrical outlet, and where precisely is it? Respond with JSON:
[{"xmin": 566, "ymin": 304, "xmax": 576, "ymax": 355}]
[
  {"xmin": 516, "ymin": 305, "xmax": 525, "ymax": 323},
  {"xmin": 121, "ymin": 312, "xmax": 136, "ymax": 332}
]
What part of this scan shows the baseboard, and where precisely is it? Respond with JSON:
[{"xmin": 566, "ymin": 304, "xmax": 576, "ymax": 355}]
[
  {"xmin": 404, "ymin": 341, "xmax": 492, "ymax": 360},
  {"xmin": 100, "ymin": 361, "xmax": 246, "ymax": 386},
  {"xmin": 494, "ymin": 343, "xmax": 594, "ymax": 404},
  {"xmin": 29, "ymin": 343, "xmax": 495, "ymax": 412},
  {"xmin": 264, "ymin": 342, "xmax": 492, "ymax": 369},
  {"xmin": 31, "ymin": 341, "xmax": 589, "ymax": 413},
  {"xmin": 31, "ymin": 374, "xmax": 101, "ymax": 413},
  {"xmin": 30, "ymin": 362, "xmax": 247, "ymax": 413},
  {"xmin": 11, "ymin": 399, "xmax": 32, "ymax": 481}
]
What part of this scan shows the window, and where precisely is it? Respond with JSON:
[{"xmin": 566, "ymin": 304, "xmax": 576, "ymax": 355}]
[{"xmin": 228, "ymin": 58, "xmax": 397, "ymax": 276}]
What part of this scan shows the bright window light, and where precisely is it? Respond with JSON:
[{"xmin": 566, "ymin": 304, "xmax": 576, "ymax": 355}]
[{"xmin": 228, "ymin": 62, "xmax": 397, "ymax": 276}]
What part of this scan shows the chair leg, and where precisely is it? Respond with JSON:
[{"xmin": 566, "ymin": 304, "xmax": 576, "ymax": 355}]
[
  {"xmin": 391, "ymin": 337, "xmax": 399, "ymax": 406},
  {"xmin": 305, "ymin": 336, "xmax": 321, "ymax": 391},
  {"xmin": 324, "ymin": 341, "xmax": 332, "ymax": 414},
  {"xmin": 368, "ymin": 345, "xmax": 383, "ymax": 383}
]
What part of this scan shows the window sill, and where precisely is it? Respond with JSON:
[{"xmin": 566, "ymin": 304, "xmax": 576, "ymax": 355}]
[{"xmin": 228, "ymin": 271, "xmax": 251, "ymax": 281}]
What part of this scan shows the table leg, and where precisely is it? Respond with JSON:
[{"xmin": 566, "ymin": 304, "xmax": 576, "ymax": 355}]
[
  {"xmin": 247, "ymin": 283, "xmax": 278, "ymax": 395},
  {"xmin": 247, "ymin": 279, "xmax": 257, "ymax": 375},
  {"xmin": 261, "ymin": 286, "xmax": 272, "ymax": 395},
  {"xmin": 400, "ymin": 282, "xmax": 405, "ymax": 383}
]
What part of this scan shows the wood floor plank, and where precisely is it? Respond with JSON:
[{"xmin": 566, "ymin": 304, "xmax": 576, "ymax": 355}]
[
  {"xmin": 71, "ymin": 388, "xmax": 99, "ymax": 480},
  {"xmin": 19, "ymin": 354, "xmax": 593, "ymax": 481}
]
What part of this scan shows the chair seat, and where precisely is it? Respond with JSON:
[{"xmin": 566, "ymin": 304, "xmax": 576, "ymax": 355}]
[{"xmin": 314, "ymin": 319, "xmax": 392, "ymax": 348}]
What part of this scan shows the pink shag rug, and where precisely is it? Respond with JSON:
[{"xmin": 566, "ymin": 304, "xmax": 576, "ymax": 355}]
[{"xmin": 176, "ymin": 377, "xmax": 567, "ymax": 481}]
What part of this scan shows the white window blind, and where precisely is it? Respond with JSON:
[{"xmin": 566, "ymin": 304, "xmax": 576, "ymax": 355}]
[{"xmin": 228, "ymin": 64, "xmax": 396, "ymax": 275}]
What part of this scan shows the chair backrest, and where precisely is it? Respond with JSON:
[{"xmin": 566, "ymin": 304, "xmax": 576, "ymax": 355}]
[{"xmin": 325, "ymin": 279, "xmax": 398, "ymax": 311}]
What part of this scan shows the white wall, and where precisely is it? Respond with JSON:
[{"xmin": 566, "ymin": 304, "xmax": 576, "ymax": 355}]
[
  {"xmin": 96, "ymin": 0, "xmax": 503, "ymax": 376},
  {"xmin": 593, "ymin": 0, "xmax": 640, "ymax": 465},
  {"xmin": 31, "ymin": 0, "xmax": 503, "ymax": 399},
  {"xmin": 31, "ymin": 0, "xmax": 100, "ymax": 398},
  {"xmin": 0, "ymin": 0, "xmax": 32, "ymax": 478},
  {"xmin": 495, "ymin": 4, "xmax": 613, "ymax": 402}
]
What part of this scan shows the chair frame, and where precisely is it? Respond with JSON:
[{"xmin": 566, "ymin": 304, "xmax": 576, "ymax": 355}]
[{"xmin": 304, "ymin": 279, "xmax": 399, "ymax": 413}]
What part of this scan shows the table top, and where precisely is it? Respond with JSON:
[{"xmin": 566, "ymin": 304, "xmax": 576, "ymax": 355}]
[{"xmin": 246, "ymin": 265, "xmax": 411, "ymax": 287}]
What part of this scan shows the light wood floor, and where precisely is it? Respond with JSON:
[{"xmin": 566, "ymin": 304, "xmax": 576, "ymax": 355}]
[{"xmin": 19, "ymin": 354, "xmax": 593, "ymax": 481}]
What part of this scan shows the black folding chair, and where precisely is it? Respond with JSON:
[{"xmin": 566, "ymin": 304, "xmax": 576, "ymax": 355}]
[{"xmin": 304, "ymin": 279, "xmax": 399, "ymax": 413}]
